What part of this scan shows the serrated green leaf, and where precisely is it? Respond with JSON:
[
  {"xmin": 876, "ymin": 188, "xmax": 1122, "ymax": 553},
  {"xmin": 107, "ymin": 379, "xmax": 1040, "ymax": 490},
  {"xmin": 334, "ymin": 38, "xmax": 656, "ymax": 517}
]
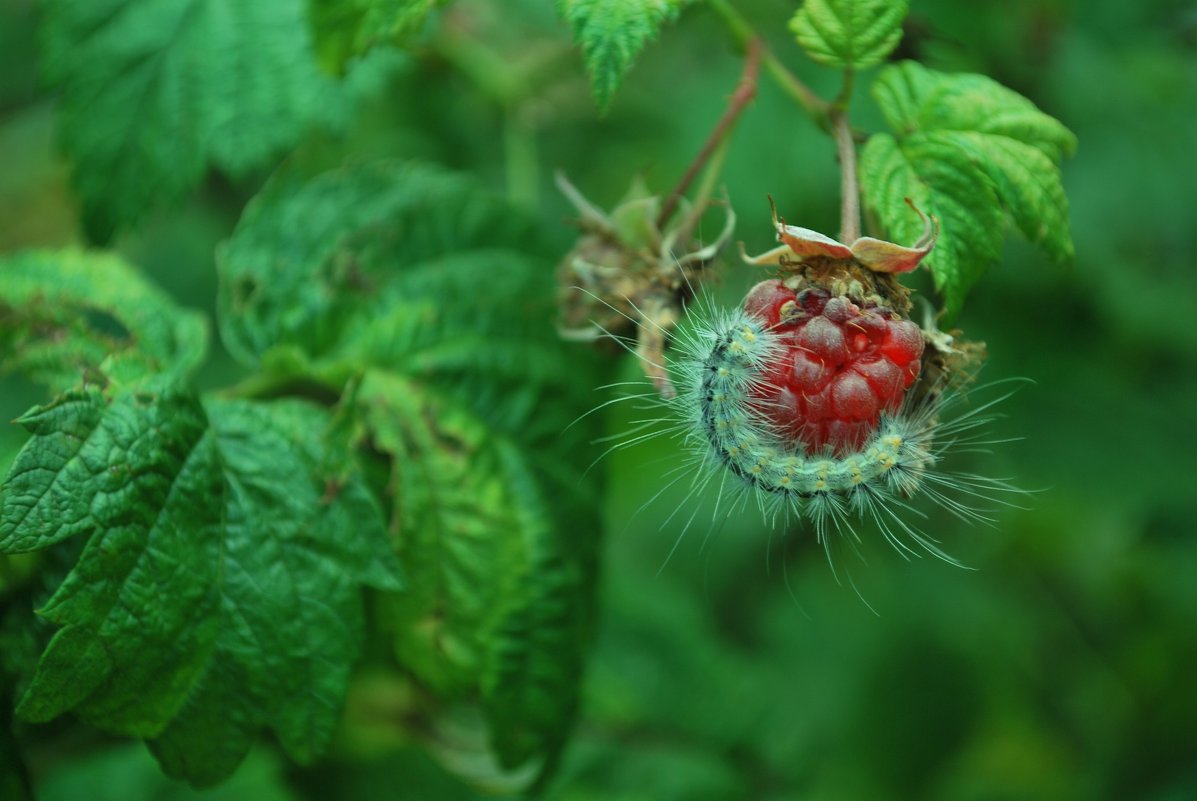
[
  {"xmin": 0, "ymin": 384, "xmax": 401, "ymax": 787},
  {"xmin": 151, "ymin": 398, "xmax": 402, "ymax": 785},
  {"xmin": 871, "ymin": 61, "xmax": 1077, "ymax": 160},
  {"xmin": 40, "ymin": 0, "xmax": 338, "ymax": 241},
  {"xmin": 217, "ymin": 160, "xmax": 537, "ymax": 367},
  {"xmin": 217, "ymin": 161, "xmax": 581, "ymax": 432},
  {"xmin": 218, "ymin": 159, "xmax": 602, "ymax": 784},
  {"xmin": 555, "ymin": 0, "xmax": 687, "ymax": 109},
  {"xmin": 860, "ymin": 133, "xmax": 1003, "ymax": 319},
  {"xmin": 860, "ymin": 61, "xmax": 1076, "ymax": 316},
  {"xmin": 789, "ymin": 0, "xmax": 907, "ymax": 70},
  {"xmin": 0, "ymin": 249, "xmax": 207, "ymax": 392},
  {"xmin": 482, "ymin": 437, "xmax": 596, "ymax": 774},
  {"xmin": 1, "ymin": 383, "xmax": 222, "ymax": 733},
  {"xmin": 362, "ymin": 373, "xmax": 527, "ymax": 696},
  {"xmin": 311, "ymin": 0, "xmax": 447, "ymax": 73},
  {"xmin": 952, "ymin": 133, "xmax": 1074, "ymax": 263},
  {"xmin": 361, "ymin": 373, "xmax": 597, "ymax": 778}
]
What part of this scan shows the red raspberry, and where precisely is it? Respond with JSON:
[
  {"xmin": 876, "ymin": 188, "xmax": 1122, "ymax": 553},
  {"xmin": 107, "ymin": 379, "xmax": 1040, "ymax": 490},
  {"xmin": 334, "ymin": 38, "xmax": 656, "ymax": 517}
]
[{"xmin": 742, "ymin": 279, "xmax": 925, "ymax": 455}]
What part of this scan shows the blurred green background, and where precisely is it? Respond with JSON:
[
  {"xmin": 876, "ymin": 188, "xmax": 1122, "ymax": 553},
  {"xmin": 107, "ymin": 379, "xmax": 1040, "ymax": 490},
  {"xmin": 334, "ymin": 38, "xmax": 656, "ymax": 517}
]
[{"xmin": 3, "ymin": 0, "xmax": 1196, "ymax": 798}]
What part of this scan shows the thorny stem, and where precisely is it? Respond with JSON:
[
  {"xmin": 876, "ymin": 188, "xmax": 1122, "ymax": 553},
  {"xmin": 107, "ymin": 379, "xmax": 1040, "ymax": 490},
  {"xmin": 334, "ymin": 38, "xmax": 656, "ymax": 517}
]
[
  {"xmin": 706, "ymin": 0, "xmax": 831, "ymax": 126},
  {"xmin": 832, "ymin": 71, "xmax": 860, "ymax": 243},
  {"xmin": 656, "ymin": 37, "xmax": 761, "ymax": 230}
]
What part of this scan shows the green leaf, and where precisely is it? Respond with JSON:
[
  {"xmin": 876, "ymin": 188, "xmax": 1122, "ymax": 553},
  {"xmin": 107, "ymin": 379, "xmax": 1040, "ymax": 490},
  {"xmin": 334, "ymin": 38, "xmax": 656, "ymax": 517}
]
[
  {"xmin": 555, "ymin": 0, "xmax": 688, "ymax": 109},
  {"xmin": 789, "ymin": 0, "xmax": 908, "ymax": 70},
  {"xmin": 0, "ymin": 383, "xmax": 401, "ymax": 786},
  {"xmin": 40, "ymin": 0, "xmax": 338, "ymax": 241},
  {"xmin": 363, "ymin": 375, "xmax": 529, "ymax": 695},
  {"xmin": 217, "ymin": 160, "xmax": 537, "ymax": 367},
  {"xmin": 361, "ymin": 374, "xmax": 597, "ymax": 778},
  {"xmin": 860, "ymin": 133, "xmax": 1003, "ymax": 319},
  {"xmin": 0, "ymin": 249, "xmax": 207, "ymax": 392},
  {"xmin": 481, "ymin": 442, "xmax": 596, "ymax": 775},
  {"xmin": 860, "ymin": 61, "xmax": 1077, "ymax": 317},
  {"xmin": 870, "ymin": 61, "xmax": 1077, "ymax": 161},
  {"xmin": 218, "ymin": 159, "xmax": 602, "ymax": 784},
  {"xmin": 310, "ymin": 0, "xmax": 447, "ymax": 73}
]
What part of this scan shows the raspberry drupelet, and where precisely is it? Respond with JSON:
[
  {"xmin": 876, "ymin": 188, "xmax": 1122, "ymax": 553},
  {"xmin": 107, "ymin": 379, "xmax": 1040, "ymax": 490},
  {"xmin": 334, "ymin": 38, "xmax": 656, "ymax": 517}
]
[
  {"xmin": 743, "ymin": 279, "xmax": 925, "ymax": 455},
  {"xmin": 737, "ymin": 198, "xmax": 938, "ymax": 457}
]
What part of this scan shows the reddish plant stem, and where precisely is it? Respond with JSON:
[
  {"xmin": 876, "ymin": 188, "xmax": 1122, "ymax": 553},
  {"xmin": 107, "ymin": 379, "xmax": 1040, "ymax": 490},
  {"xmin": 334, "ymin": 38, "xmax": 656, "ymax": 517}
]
[
  {"xmin": 706, "ymin": 0, "xmax": 830, "ymax": 126},
  {"xmin": 656, "ymin": 37, "xmax": 761, "ymax": 231},
  {"xmin": 832, "ymin": 107, "xmax": 860, "ymax": 243}
]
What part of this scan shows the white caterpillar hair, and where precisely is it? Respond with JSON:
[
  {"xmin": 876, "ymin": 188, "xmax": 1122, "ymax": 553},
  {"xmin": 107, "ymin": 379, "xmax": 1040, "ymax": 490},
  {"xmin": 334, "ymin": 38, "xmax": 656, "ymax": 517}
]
[{"xmin": 582, "ymin": 285, "xmax": 1027, "ymax": 576}]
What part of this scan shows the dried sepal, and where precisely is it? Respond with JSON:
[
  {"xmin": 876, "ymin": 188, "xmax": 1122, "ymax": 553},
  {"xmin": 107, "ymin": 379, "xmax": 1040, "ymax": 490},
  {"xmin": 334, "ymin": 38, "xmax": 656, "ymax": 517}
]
[
  {"xmin": 555, "ymin": 171, "xmax": 734, "ymax": 397},
  {"xmin": 743, "ymin": 196, "xmax": 938, "ymax": 274}
]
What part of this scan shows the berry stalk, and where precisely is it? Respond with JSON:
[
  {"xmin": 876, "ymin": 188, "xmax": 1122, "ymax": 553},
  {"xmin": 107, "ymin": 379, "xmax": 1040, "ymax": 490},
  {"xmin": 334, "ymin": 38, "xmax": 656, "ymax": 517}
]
[{"xmin": 656, "ymin": 37, "xmax": 762, "ymax": 231}]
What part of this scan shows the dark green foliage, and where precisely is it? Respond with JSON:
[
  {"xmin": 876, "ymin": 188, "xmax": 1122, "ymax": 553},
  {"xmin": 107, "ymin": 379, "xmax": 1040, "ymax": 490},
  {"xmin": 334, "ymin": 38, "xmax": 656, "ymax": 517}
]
[
  {"xmin": 218, "ymin": 158, "xmax": 602, "ymax": 780},
  {"xmin": 0, "ymin": 154, "xmax": 601, "ymax": 788},
  {"xmin": 147, "ymin": 398, "xmax": 403, "ymax": 784},
  {"xmin": 0, "ymin": 250, "xmax": 206, "ymax": 390},
  {"xmin": 40, "ymin": 0, "xmax": 338, "ymax": 241},
  {"xmin": 859, "ymin": 61, "xmax": 1076, "ymax": 317},
  {"xmin": 0, "ymin": 683, "xmax": 32, "ymax": 801},
  {"xmin": 555, "ymin": 0, "xmax": 690, "ymax": 109},
  {"xmin": 216, "ymin": 160, "xmax": 537, "ymax": 366},
  {"xmin": 36, "ymin": 743, "xmax": 296, "ymax": 801},
  {"xmin": 0, "ymin": 379, "xmax": 402, "ymax": 785},
  {"xmin": 3, "ymin": 0, "xmax": 1194, "ymax": 799}
]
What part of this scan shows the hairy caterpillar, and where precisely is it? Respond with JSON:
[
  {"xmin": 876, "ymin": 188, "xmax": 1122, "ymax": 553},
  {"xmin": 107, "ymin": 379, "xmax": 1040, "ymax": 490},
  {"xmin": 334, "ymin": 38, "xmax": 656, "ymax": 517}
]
[
  {"xmin": 592, "ymin": 279, "xmax": 1019, "ymax": 570},
  {"xmin": 647, "ymin": 296, "xmax": 1020, "ymax": 566}
]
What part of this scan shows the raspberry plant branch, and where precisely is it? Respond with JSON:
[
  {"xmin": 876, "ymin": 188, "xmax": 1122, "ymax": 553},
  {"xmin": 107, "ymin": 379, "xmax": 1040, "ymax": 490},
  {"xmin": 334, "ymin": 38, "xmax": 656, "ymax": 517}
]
[
  {"xmin": 706, "ymin": 0, "xmax": 831, "ymax": 127},
  {"xmin": 656, "ymin": 36, "xmax": 761, "ymax": 231},
  {"xmin": 831, "ymin": 72, "xmax": 861, "ymax": 243},
  {"xmin": 706, "ymin": 0, "xmax": 869, "ymax": 248},
  {"xmin": 833, "ymin": 111, "xmax": 860, "ymax": 242}
]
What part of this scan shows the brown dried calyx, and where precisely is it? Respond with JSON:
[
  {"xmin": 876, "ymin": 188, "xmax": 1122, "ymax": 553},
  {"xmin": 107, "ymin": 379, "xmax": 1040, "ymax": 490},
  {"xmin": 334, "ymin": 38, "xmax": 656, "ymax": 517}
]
[
  {"xmin": 741, "ymin": 196, "xmax": 942, "ymax": 315},
  {"xmin": 555, "ymin": 172, "xmax": 735, "ymax": 398}
]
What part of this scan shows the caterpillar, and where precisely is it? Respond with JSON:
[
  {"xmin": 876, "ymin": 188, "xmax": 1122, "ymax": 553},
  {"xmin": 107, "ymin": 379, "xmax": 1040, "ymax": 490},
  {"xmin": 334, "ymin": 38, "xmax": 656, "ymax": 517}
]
[
  {"xmin": 653, "ymin": 296, "xmax": 1019, "ymax": 566},
  {"xmin": 561, "ymin": 189, "xmax": 1022, "ymax": 570}
]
